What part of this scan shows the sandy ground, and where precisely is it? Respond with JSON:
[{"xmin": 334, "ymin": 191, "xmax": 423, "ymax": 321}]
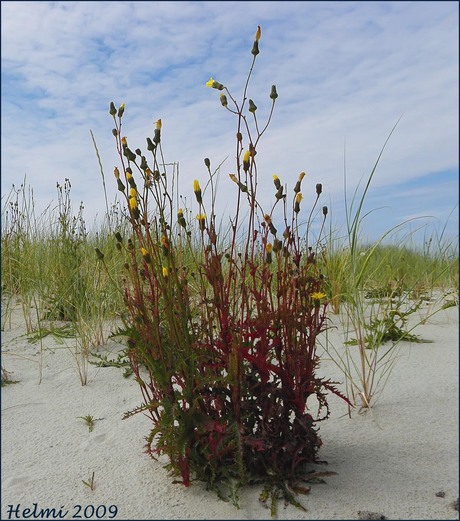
[{"xmin": 1, "ymin": 297, "xmax": 458, "ymax": 520}]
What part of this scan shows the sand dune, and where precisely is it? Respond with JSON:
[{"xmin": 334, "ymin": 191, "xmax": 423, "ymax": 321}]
[{"xmin": 2, "ymin": 300, "xmax": 458, "ymax": 520}]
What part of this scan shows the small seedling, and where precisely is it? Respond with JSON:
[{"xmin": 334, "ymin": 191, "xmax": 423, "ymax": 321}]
[
  {"xmin": 77, "ymin": 415, "xmax": 104, "ymax": 433},
  {"xmin": 1, "ymin": 367, "xmax": 19, "ymax": 387},
  {"xmin": 82, "ymin": 471, "xmax": 96, "ymax": 491}
]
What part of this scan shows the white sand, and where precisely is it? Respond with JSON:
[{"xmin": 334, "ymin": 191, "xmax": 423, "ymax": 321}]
[{"xmin": 2, "ymin": 298, "xmax": 458, "ymax": 520}]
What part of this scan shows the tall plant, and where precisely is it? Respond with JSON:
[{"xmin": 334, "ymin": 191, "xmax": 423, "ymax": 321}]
[{"xmin": 103, "ymin": 26, "xmax": 349, "ymax": 513}]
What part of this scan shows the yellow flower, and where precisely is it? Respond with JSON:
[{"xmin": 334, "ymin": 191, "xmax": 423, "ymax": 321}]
[
  {"xmin": 298, "ymin": 172, "xmax": 306, "ymax": 182},
  {"xmin": 121, "ymin": 137, "xmax": 127, "ymax": 147},
  {"xmin": 311, "ymin": 292, "xmax": 326, "ymax": 300},
  {"xmin": 130, "ymin": 187, "xmax": 137, "ymax": 198},
  {"xmin": 114, "ymin": 167, "xmax": 120, "ymax": 179},
  {"xmin": 162, "ymin": 266, "xmax": 169, "ymax": 278},
  {"xmin": 206, "ymin": 77, "xmax": 224, "ymax": 90},
  {"xmin": 255, "ymin": 25, "xmax": 261, "ymax": 42},
  {"xmin": 155, "ymin": 119, "xmax": 162, "ymax": 129},
  {"xmin": 272, "ymin": 174, "xmax": 281, "ymax": 190},
  {"xmin": 266, "ymin": 242, "xmax": 273, "ymax": 254},
  {"xmin": 295, "ymin": 193, "xmax": 303, "ymax": 203},
  {"xmin": 129, "ymin": 197, "xmax": 138, "ymax": 210}
]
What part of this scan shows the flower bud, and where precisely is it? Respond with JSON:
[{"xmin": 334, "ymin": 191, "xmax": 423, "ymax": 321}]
[
  {"xmin": 270, "ymin": 85, "xmax": 278, "ymax": 100},
  {"xmin": 248, "ymin": 99, "xmax": 257, "ymax": 113},
  {"xmin": 126, "ymin": 170, "xmax": 136, "ymax": 189},
  {"xmin": 117, "ymin": 103, "xmax": 125, "ymax": 118},
  {"xmin": 95, "ymin": 248, "xmax": 104, "ymax": 260},
  {"xmin": 129, "ymin": 197, "xmax": 140, "ymax": 220},
  {"xmin": 265, "ymin": 249, "xmax": 272, "ymax": 265},
  {"xmin": 272, "ymin": 175, "xmax": 281, "ymax": 190},
  {"xmin": 196, "ymin": 213, "xmax": 206, "ymax": 231},
  {"xmin": 177, "ymin": 208, "xmax": 187, "ymax": 228},
  {"xmin": 255, "ymin": 25, "xmax": 261, "ymax": 42},
  {"xmin": 322, "ymin": 206, "xmax": 328, "ymax": 217},
  {"xmin": 316, "ymin": 183, "xmax": 322, "ymax": 195},
  {"xmin": 160, "ymin": 235, "xmax": 170, "ymax": 256},
  {"xmin": 109, "ymin": 102, "xmax": 117, "ymax": 116},
  {"xmin": 251, "ymin": 41, "xmax": 260, "ymax": 56},
  {"xmin": 243, "ymin": 150, "xmax": 251, "ymax": 172},
  {"xmin": 204, "ymin": 158, "xmax": 211, "ymax": 168},
  {"xmin": 264, "ymin": 214, "xmax": 277, "ymax": 235},
  {"xmin": 294, "ymin": 192, "xmax": 302, "ymax": 214},
  {"xmin": 146, "ymin": 137, "xmax": 155, "ymax": 151},
  {"xmin": 162, "ymin": 266, "xmax": 169, "ymax": 278},
  {"xmin": 112, "ymin": 128, "xmax": 118, "ymax": 137},
  {"xmin": 124, "ymin": 147, "xmax": 137, "ymax": 162},
  {"xmin": 273, "ymin": 238, "xmax": 282, "ymax": 253},
  {"xmin": 140, "ymin": 247, "xmax": 151, "ymax": 264},
  {"xmin": 193, "ymin": 179, "xmax": 202, "ymax": 204},
  {"xmin": 220, "ymin": 94, "xmax": 228, "ymax": 107}
]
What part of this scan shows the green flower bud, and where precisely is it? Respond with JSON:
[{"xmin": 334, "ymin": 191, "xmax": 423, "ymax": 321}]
[
  {"xmin": 117, "ymin": 103, "xmax": 125, "ymax": 118},
  {"xmin": 117, "ymin": 178, "xmax": 126, "ymax": 192},
  {"xmin": 109, "ymin": 102, "xmax": 117, "ymax": 116},
  {"xmin": 248, "ymin": 99, "xmax": 257, "ymax": 113},
  {"xmin": 270, "ymin": 85, "xmax": 278, "ymax": 100},
  {"xmin": 146, "ymin": 137, "xmax": 155, "ymax": 151}
]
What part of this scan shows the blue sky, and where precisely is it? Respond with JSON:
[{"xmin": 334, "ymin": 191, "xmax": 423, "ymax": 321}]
[{"xmin": 1, "ymin": 1, "xmax": 458, "ymax": 247}]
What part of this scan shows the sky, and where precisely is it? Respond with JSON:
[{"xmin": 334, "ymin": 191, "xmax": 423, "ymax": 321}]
[{"xmin": 1, "ymin": 1, "xmax": 459, "ymax": 248}]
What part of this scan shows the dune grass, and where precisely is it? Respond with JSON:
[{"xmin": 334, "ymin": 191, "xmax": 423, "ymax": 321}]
[{"xmin": 1, "ymin": 176, "xmax": 457, "ymax": 382}]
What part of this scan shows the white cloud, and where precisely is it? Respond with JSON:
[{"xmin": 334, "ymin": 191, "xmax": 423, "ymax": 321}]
[{"xmin": 1, "ymin": 1, "xmax": 458, "ymax": 244}]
